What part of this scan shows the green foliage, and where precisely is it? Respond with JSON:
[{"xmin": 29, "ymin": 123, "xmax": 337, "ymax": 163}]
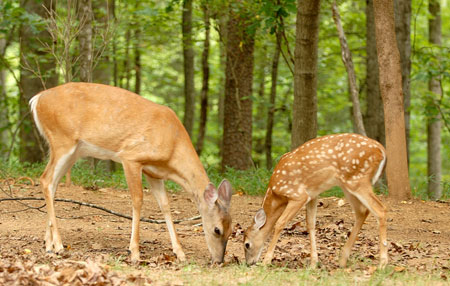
[
  {"xmin": 0, "ymin": 0, "xmax": 449, "ymax": 201},
  {"xmin": 208, "ymin": 166, "xmax": 272, "ymax": 196},
  {"xmin": 0, "ymin": 0, "xmax": 45, "ymax": 35},
  {"xmin": 0, "ymin": 160, "xmax": 45, "ymax": 181},
  {"xmin": 1, "ymin": 160, "xmax": 448, "ymax": 199},
  {"xmin": 413, "ymin": 46, "xmax": 449, "ymax": 126},
  {"xmin": 258, "ymin": 0, "xmax": 296, "ymax": 34},
  {"xmin": 0, "ymin": 159, "xmax": 272, "ymax": 196}
]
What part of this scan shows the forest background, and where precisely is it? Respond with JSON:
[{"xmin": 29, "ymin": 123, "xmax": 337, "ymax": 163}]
[{"xmin": 0, "ymin": 0, "xmax": 448, "ymax": 200}]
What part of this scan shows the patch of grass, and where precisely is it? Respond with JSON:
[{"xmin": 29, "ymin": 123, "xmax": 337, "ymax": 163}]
[
  {"xmin": 0, "ymin": 159, "xmax": 46, "ymax": 180},
  {"xmin": 2, "ymin": 160, "xmax": 449, "ymax": 201},
  {"xmin": 207, "ymin": 167, "xmax": 272, "ymax": 196},
  {"xmin": 410, "ymin": 175, "xmax": 450, "ymax": 200},
  {"xmin": 69, "ymin": 160, "xmax": 128, "ymax": 189},
  {"xmin": 105, "ymin": 262, "xmax": 449, "ymax": 286},
  {"xmin": 320, "ymin": 186, "xmax": 344, "ymax": 198}
]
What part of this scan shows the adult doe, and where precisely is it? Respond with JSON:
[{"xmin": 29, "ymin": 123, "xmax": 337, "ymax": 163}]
[{"xmin": 30, "ymin": 82, "xmax": 233, "ymax": 264}]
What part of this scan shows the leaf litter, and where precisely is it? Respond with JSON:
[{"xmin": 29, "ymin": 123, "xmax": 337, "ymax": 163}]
[{"xmin": 1, "ymin": 184, "xmax": 449, "ymax": 284}]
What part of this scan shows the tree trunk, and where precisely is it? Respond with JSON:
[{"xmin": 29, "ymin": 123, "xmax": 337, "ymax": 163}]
[
  {"xmin": 121, "ymin": 29, "xmax": 131, "ymax": 89},
  {"xmin": 254, "ymin": 47, "xmax": 267, "ymax": 166},
  {"xmin": 265, "ymin": 34, "xmax": 281, "ymax": 169},
  {"xmin": 427, "ymin": 0, "xmax": 442, "ymax": 200},
  {"xmin": 134, "ymin": 29, "xmax": 141, "ymax": 95},
  {"xmin": 182, "ymin": 0, "xmax": 195, "ymax": 137},
  {"xmin": 332, "ymin": 1, "xmax": 366, "ymax": 136},
  {"xmin": 19, "ymin": 0, "xmax": 58, "ymax": 163},
  {"xmin": 111, "ymin": 0, "xmax": 118, "ymax": 87},
  {"xmin": 255, "ymin": 45, "xmax": 267, "ymax": 125},
  {"xmin": 365, "ymin": 0, "xmax": 385, "ymax": 146},
  {"xmin": 291, "ymin": 0, "xmax": 321, "ymax": 149},
  {"xmin": 373, "ymin": 0, "xmax": 411, "ymax": 200},
  {"xmin": 196, "ymin": 4, "xmax": 210, "ymax": 156},
  {"xmin": 92, "ymin": 0, "xmax": 116, "ymax": 175},
  {"xmin": 394, "ymin": 0, "xmax": 411, "ymax": 164},
  {"xmin": 221, "ymin": 3, "xmax": 255, "ymax": 170},
  {"xmin": 78, "ymin": 0, "xmax": 93, "ymax": 83},
  {"xmin": 93, "ymin": 0, "xmax": 112, "ymax": 85},
  {"xmin": 217, "ymin": 11, "xmax": 227, "ymax": 158},
  {"xmin": 0, "ymin": 38, "xmax": 8, "ymax": 155}
]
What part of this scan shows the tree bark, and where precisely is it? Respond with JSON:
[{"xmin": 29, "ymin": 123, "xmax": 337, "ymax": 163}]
[
  {"xmin": 373, "ymin": 0, "xmax": 411, "ymax": 200},
  {"xmin": 121, "ymin": 29, "xmax": 131, "ymax": 89},
  {"xmin": 19, "ymin": 0, "xmax": 58, "ymax": 163},
  {"xmin": 254, "ymin": 46, "xmax": 267, "ymax": 165},
  {"xmin": 394, "ymin": 0, "xmax": 411, "ymax": 164},
  {"xmin": 291, "ymin": 0, "xmax": 321, "ymax": 149},
  {"xmin": 427, "ymin": 0, "xmax": 442, "ymax": 200},
  {"xmin": 92, "ymin": 0, "xmax": 116, "ymax": 175},
  {"xmin": 182, "ymin": 0, "xmax": 195, "ymax": 137},
  {"xmin": 217, "ymin": 11, "xmax": 227, "ymax": 158},
  {"xmin": 196, "ymin": 4, "xmax": 210, "ymax": 156},
  {"xmin": 0, "ymin": 38, "xmax": 8, "ymax": 155},
  {"xmin": 133, "ymin": 1, "xmax": 141, "ymax": 95},
  {"xmin": 134, "ymin": 28, "xmax": 141, "ymax": 95},
  {"xmin": 332, "ymin": 1, "xmax": 366, "ymax": 136},
  {"xmin": 111, "ymin": 0, "xmax": 118, "ymax": 87},
  {"xmin": 221, "ymin": 2, "xmax": 255, "ymax": 170},
  {"xmin": 78, "ymin": 0, "xmax": 93, "ymax": 83},
  {"xmin": 265, "ymin": 34, "xmax": 281, "ymax": 169},
  {"xmin": 93, "ymin": 0, "xmax": 113, "ymax": 85},
  {"xmin": 365, "ymin": 0, "xmax": 385, "ymax": 146}
]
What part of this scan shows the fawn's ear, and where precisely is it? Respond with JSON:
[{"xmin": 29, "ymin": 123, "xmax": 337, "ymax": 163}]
[
  {"xmin": 203, "ymin": 183, "xmax": 218, "ymax": 207},
  {"xmin": 254, "ymin": 208, "xmax": 266, "ymax": 230},
  {"xmin": 217, "ymin": 179, "xmax": 232, "ymax": 210}
]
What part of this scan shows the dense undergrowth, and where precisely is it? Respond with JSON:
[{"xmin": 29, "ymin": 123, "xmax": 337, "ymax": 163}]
[{"xmin": 0, "ymin": 159, "xmax": 448, "ymax": 200}]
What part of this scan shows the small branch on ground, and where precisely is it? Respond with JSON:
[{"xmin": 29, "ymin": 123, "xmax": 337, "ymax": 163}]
[{"xmin": 0, "ymin": 197, "xmax": 201, "ymax": 224}]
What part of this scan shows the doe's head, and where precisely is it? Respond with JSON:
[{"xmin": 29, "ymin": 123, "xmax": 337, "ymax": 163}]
[{"xmin": 202, "ymin": 179, "xmax": 233, "ymax": 264}]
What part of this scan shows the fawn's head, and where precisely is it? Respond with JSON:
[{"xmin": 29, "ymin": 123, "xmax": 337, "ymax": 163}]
[
  {"xmin": 201, "ymin": 179, "xmax": 233, "ymax": 264},
  {"xmin": 244, "ymin": 208, "xmax": 267, "ymax": 265}
]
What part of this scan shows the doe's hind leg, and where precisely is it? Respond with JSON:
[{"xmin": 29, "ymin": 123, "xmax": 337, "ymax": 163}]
[{"xmin": 41, "ymin": 145, "xmax": 77, "ymax": 253}]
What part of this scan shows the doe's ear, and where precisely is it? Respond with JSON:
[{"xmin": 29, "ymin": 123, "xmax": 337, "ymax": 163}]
[
  {"xmin": 217, "ymin": 179, "xmax": 233, "ymax": 209},
  {"xmin": 204, "ymin": 183, "xmax": 218, "ymax": 207},
  {"xmin": 254, "ymin": 208, "xmax": 266, "ymax": 230}
]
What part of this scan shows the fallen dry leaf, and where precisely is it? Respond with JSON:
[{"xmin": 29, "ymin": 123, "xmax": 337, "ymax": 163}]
[{"xmin": 394, "ymin": 266, "xmax": 406, "ymax": 272}]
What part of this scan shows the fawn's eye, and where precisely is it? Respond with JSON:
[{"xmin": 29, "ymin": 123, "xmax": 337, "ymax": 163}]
[
  {"xmin": 245, "ymin": 242, "xmax": 250, "ymax": 249},
  {"xmin": 214, "ymin": 227, "xmax": 221, "ymax": 235}
]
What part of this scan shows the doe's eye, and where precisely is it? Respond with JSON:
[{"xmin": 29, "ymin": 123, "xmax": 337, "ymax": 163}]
[
  {"xmin": 214, "ymin": 227, "xmax": 221, "ymax": 235},
  {"xmin": 245, "ymin": 242, "xmax": 250, "ymax": 249}
]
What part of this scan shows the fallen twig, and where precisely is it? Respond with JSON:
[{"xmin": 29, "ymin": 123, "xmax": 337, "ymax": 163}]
[{"xmin": 0, "ymin": 197, "xmax": 201, "ymax": 224}]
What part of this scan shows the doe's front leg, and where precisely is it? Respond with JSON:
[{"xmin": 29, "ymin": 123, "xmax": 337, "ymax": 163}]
[{"xmin": 123, "ymin": 161, "xmax": 144, "ymax": 264}]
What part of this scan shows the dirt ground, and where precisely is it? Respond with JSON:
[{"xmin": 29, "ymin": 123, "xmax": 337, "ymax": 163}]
[{"xmin": 1, "ymin": 180, "xmax": 449, "ymax": 283}]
